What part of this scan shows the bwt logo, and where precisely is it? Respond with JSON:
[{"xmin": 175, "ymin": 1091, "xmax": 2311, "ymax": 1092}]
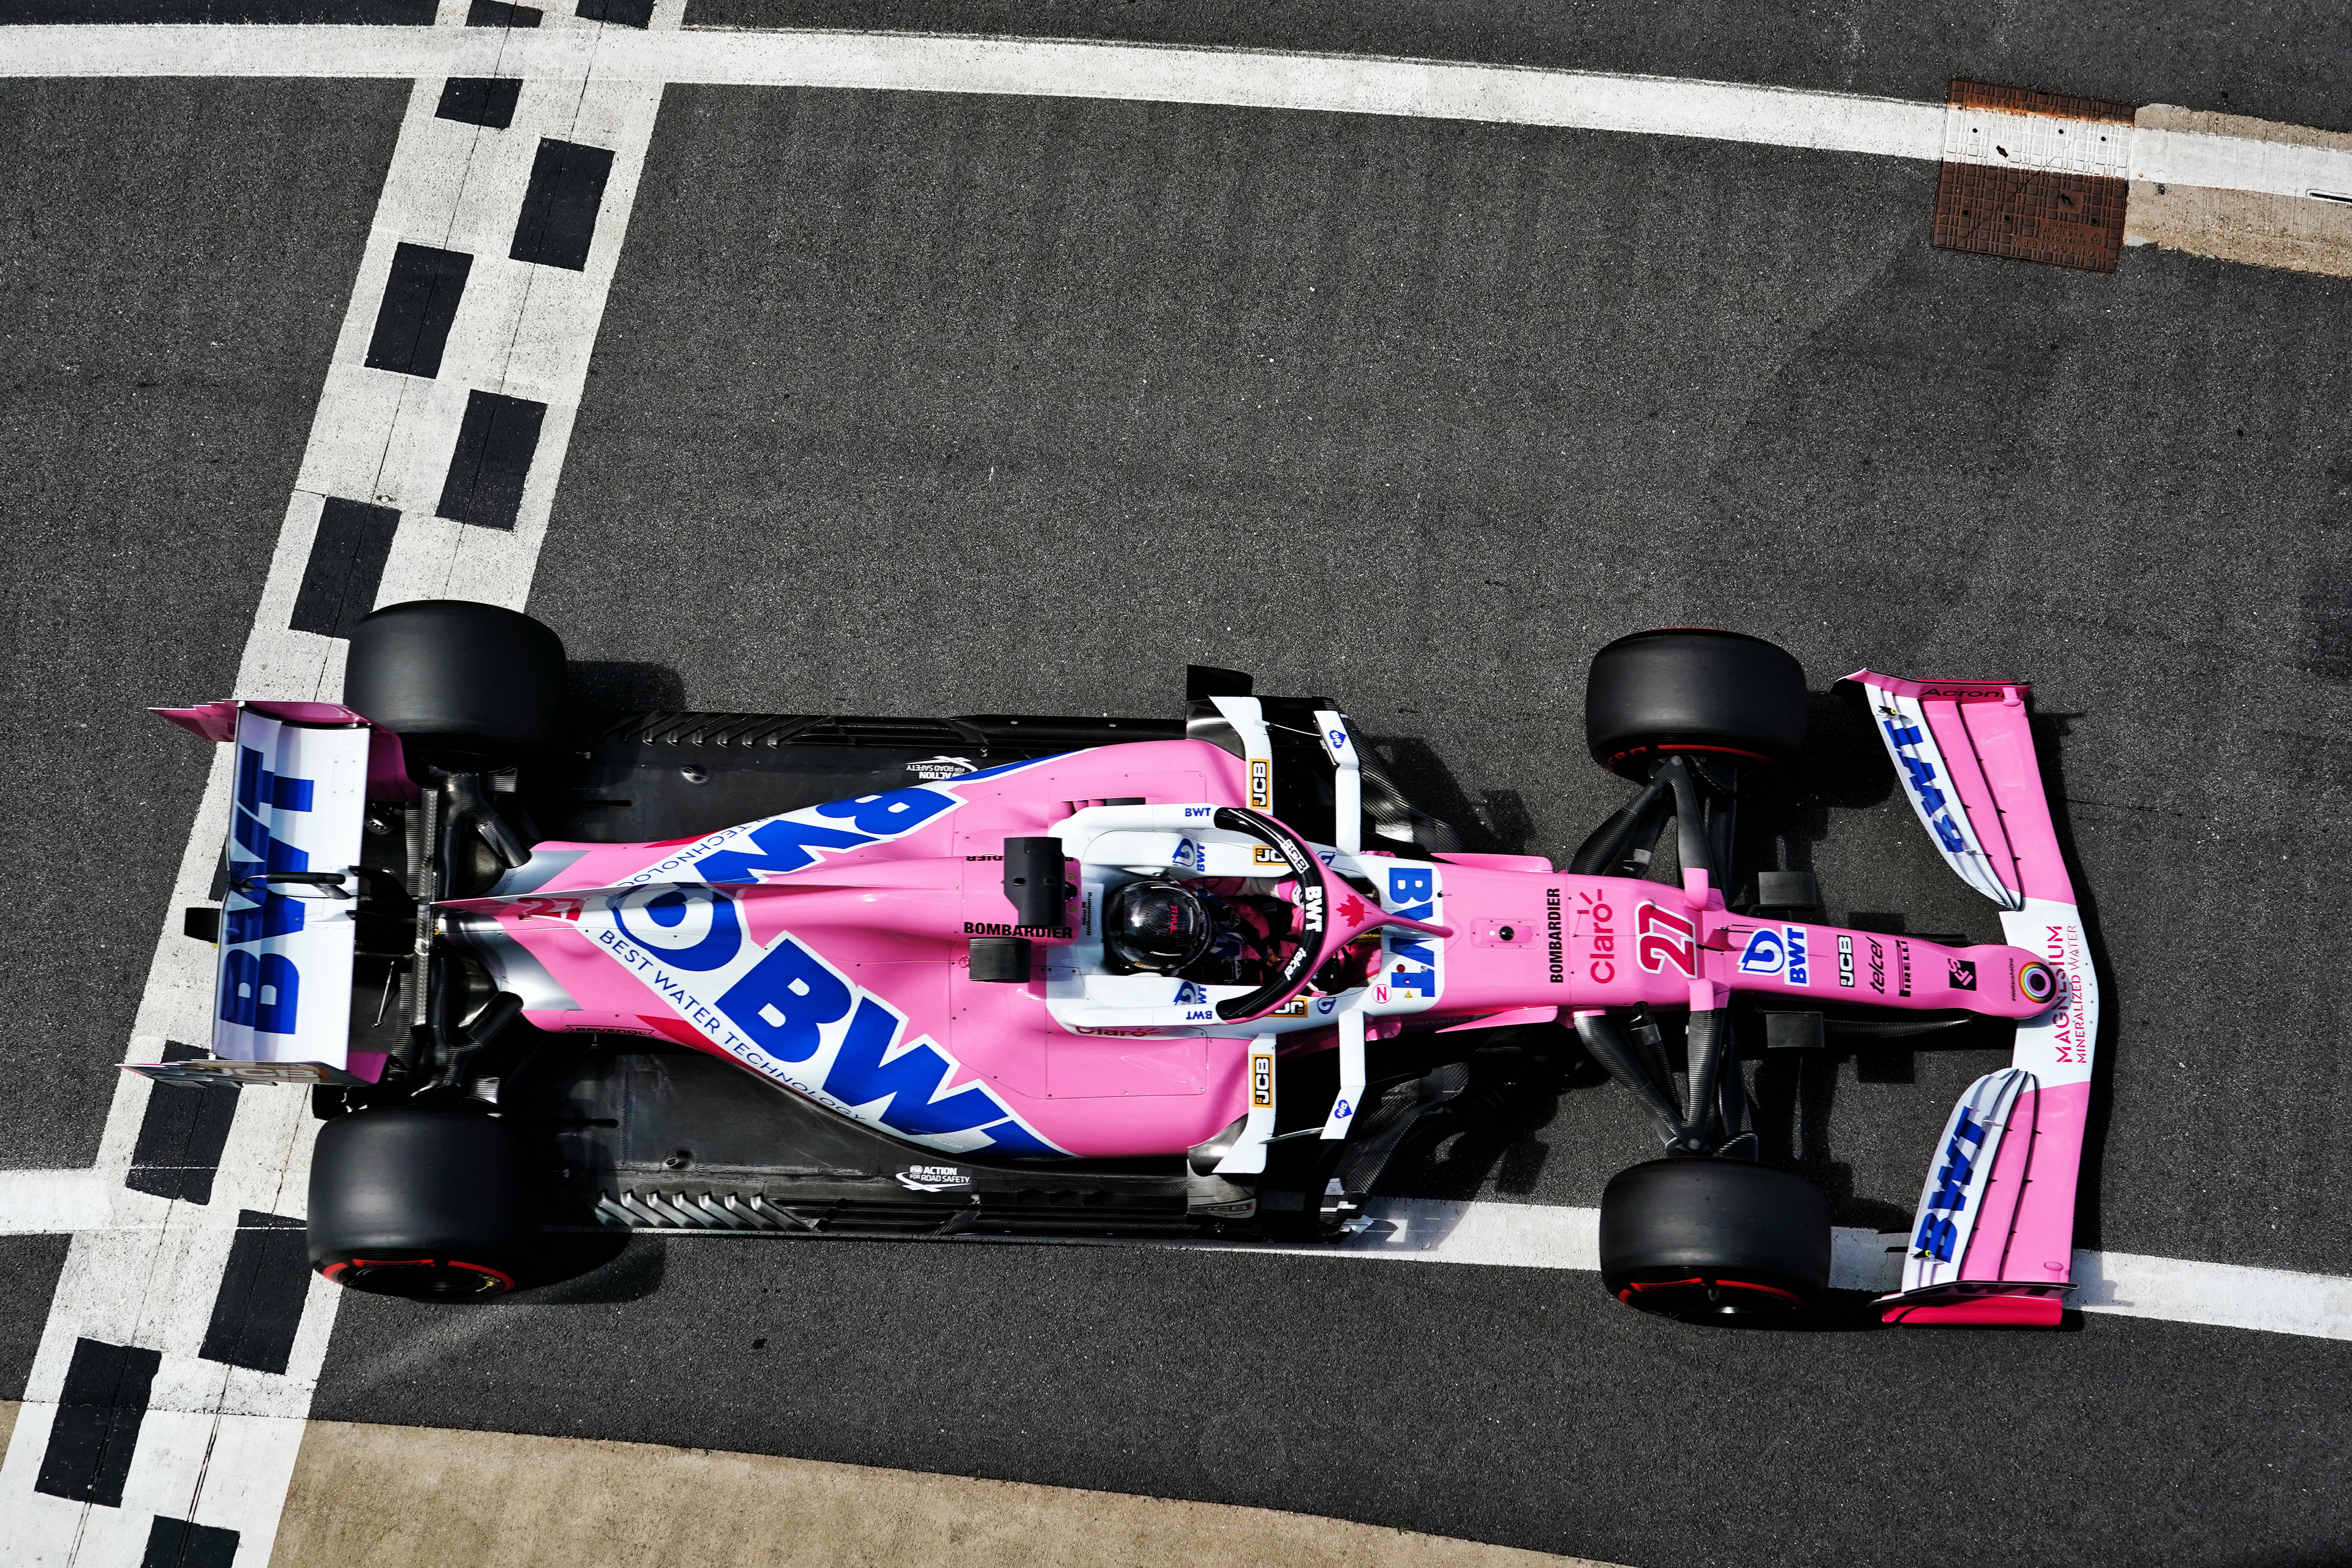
[
  {"xmin": 599, "ymin": 883, "xmax": 1063, "ymax": 1159},
  {"xmin": 1913, "ymin": 1109, "xmax": 1990, "ymax": 1263},
  {"xmin": 1878, "ymin": 710, "xmax": 1969, "ymax": 854},
  {"xmin": 630, "ymin": 760, "xmax": 1055, "ymax": 889},
  {"xmin": 219, "ymin": 744, "xmax": 318, "ymax": 1034},
  {"xmin": 1381, "ymin": 866, "xmax": 1442, "ymax": 999},
  {"xmin": 1735, "ymin": 925, "xmax": 1809, "ymax": 983}
]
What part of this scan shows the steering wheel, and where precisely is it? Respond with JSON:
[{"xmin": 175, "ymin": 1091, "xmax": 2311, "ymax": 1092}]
[{"xmin": 1209, "ymin": 806, "xmax": 1344, "ymax": 1023}]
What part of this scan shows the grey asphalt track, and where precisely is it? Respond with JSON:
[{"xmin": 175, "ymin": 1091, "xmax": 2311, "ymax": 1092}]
[
  {"xmin": 328, "ymin": 84, "xmax": 2352, "ymax": 1566},
  {"xmin": 0, "ymin": 79, "xmax": 405, "ymax": 1174},
  {"xmin": 7, "ymin": 38, "xmax": 2352, "ymax": 1568}
]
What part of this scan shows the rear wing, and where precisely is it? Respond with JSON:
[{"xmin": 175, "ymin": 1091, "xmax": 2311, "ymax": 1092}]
[
  {"xmin": 1849, "ymin": 672, "xmax": 2100, "ymax": 1328},
  {"xmin": 144, "ymin": 701, "xmax": 393, "ymax": 1071}
]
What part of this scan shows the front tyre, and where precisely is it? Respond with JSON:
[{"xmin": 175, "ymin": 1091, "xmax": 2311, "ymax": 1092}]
[
  {"xmin": 1584, "ymin": 628, "xmax": 1808, "ymax": 782},
  {"xmin": 308, "ymin": 1107, "xmax": 534, "ymax": 1300},
  {"xmin": 1599, "ymin": 1156, "xmax": 1831, "ymax": 1319}
]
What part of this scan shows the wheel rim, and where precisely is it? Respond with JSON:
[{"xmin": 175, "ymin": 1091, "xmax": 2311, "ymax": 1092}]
[
  {"xmin": 323, "ymin": 1256, "xmax": 515, "ymax": 1299},
  {"xmin": 1615, "ymin": 1274, "xmax": 1810, "ymax": 1318}
]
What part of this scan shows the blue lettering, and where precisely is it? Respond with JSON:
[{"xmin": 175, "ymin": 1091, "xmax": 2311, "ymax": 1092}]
[
  {"xmin": 1882, "ymin": 720, "xmax": 1924, "ymax": 748},
  {"xmin": 224, "ymin": 891, "xmax": 305, "ymax": 945},
  {"xmin": 221, "ymin": 949, "xmax": 299, "ymax": 1033},
  {"xmin": 811, "ymin": 786, "xmax": 957, "ymax": 837},
  {"xmin": 1386, "ymin": 868, "xmax": 1435, "ymax": 905},
  {"xmin": 695, "ymin": 817, "xmax": 874, "ymax": 882},
  {"xmin": 236, "ymin": 746, "xmax": 316, "ymax": 815},
  {"xmin": 1914, "ymin": 1213, "xmax": 1958, "ymax": 1262},
  {"xmin": 1900, "ymin": 755, "xmax": 1947, "ymax": 816},
  {"xmin": 1933, "ymin": 815, "xmax": 1968, "ymax": 852},
  {"xmin": 714, "ymin": 938, "xmax": 853, "ymax": 1063},
  {"xmin": 1389, "ymin": 967, "xmax": 1437, "ymax": 997},
  {"xmin": 612, "ymin": 887, "xmax": 742, "ymax": 971},
  {"xmin": 822, "ymin": 997, "xmax": 1004, "ymax": 1136},
  {"xmin": 1390, "ymin": 938, "xmax": 1438, "ymax": 968},
  {"xmin": 230, "ymin": 808, "xmax": 311, "ymax": 874}
]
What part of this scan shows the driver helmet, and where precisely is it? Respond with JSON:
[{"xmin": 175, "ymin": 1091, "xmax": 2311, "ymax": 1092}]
[{"xmin": 1102, "ymin": 878, "xmax": 1216, "ymax": 973}]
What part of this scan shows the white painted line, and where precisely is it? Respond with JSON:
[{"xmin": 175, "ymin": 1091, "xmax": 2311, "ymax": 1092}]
[
  {"xmin": 0, "ymin": 2, "xmax": 680, "ymax": 1563},
  {"xmin": 954, "ymin": 1196, "xmax": 2352, "ymax": 1343},
  {"xmin": 10, "ymin": 22, "xmax": 2352, "ymax": 207},
  {"xmin": 1942, "ymin": 106, "xmax": 2132, "ymax": 178},
  {"xmin": 0, "ymin": 1171, "xmax": 117, "ymax": 1236},
  {"xmin": 15, "ymin": 1159, "xmax": 2352, "ymax": 1345},
  {"xmin": 2072, "ymin": 1249, "xmax": 2352, "ymax": 1340}
]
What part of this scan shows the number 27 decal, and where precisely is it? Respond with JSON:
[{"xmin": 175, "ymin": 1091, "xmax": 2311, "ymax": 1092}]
[{"xmin": 1636, "ymin": 903, "xmax": 1698, "ymax": 978}]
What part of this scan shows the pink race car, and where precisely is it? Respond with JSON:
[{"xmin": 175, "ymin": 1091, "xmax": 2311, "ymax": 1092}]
[{"xmin": 144, "ymin": 605, "xmax": 2098, "ymax": 1325}]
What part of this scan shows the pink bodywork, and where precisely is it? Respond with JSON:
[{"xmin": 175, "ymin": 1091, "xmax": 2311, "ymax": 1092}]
[
  {"xmin": 1851, "ymin": 673, "xmax": 2096, "ymax": 1329},
  {"xmin": 444, "ymin": 739, "xmax": 2055, "ymax": 1165}
]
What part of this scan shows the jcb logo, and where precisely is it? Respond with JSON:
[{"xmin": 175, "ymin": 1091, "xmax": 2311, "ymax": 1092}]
[
  {"xmin": 1250, "ymin": 1051, "xmax": 1275, "ymax": 1108},
  {"xmin": 1249, "ymin": 758, "xmax": 1271, "ymax": 810}
]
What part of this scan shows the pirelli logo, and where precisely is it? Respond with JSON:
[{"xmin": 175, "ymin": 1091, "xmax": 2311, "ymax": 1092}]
[
  {"xmin": 1250, "ymin": 1049, "xmax": 1275, "ymax": 1108},
  {"xmin": 1248, "ymin": 757, "xmax": 1271, "ymax": 811}
]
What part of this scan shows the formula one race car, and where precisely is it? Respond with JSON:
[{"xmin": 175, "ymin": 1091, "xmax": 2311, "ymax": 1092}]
[{"xmin": 143, "ymin": 603, "xmax": 2098, "ymax": 1325}]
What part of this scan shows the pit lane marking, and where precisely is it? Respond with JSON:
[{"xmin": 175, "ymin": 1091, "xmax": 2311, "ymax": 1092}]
[
  {"xmin": 15, "ymin": 1178, "xmax": 2343, "ymax": 1345},
  {"xmin": 11, "ymin": 24, "xmax": 2352, "ymax": 282},
  {"xmin": 0, "ymin": 4, "xmax": 680, "ymax": 1563},
  {"xmin": 7, "ymin": 25, "xmax": 2352, "ymax": 214}
]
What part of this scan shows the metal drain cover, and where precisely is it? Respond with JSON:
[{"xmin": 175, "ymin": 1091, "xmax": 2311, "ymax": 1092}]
[{"xmin": 1932, "ymin": 80, "xmax": 2136, "ymax": 272}]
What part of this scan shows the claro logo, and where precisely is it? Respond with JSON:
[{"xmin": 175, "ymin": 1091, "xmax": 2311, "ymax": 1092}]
[{"xmin": 1578, "ymin": 889, "xmax": 1617, "ymax": 984}]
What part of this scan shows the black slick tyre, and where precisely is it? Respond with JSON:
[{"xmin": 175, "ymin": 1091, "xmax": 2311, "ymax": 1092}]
[
  {"xmin": 1584, "ymin": 628, "xmax": 1807, "ymax": 781},
  {"xmin": 344, "ymin": 599, "xmax": 567, "ymax": 774},
  {"xmin": 1599, "ymin": 1156, "xmax": 1831, "ymax": 1319},
  {"xmin": 308, "ymin": 1107, "xmax": 534, "ymax": 1300}
]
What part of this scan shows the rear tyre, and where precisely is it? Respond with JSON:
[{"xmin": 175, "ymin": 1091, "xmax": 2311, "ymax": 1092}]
[
  {"xmin": 308, "ymin": 1107, "xmax": 534, "ymax": 1300},
  {"xmin": 1584, "ymin": 628, "xmax": 1807, "ymax": 782},
  {"xmin": 1599, "ymin": 1156, "xmax": 1830, "ymax": 1319},
  {"xmin": 344, "ymin": 600, "xmax": 567, "ymax": 774}
]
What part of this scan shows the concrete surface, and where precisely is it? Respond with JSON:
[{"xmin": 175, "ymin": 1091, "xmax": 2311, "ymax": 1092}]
[
  {"xmin": 2126, "ymin": 106, "xmax": 2352, "ymax": 278},
  {"xmin": 271, "ymin": 1418, "xmax": 1619, "ymax": 1568}
]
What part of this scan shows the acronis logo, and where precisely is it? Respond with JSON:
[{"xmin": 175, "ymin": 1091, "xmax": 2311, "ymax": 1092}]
[{"xmin": 593, "ymin": 882, "xmax": 1066, "ymax": 1159}]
